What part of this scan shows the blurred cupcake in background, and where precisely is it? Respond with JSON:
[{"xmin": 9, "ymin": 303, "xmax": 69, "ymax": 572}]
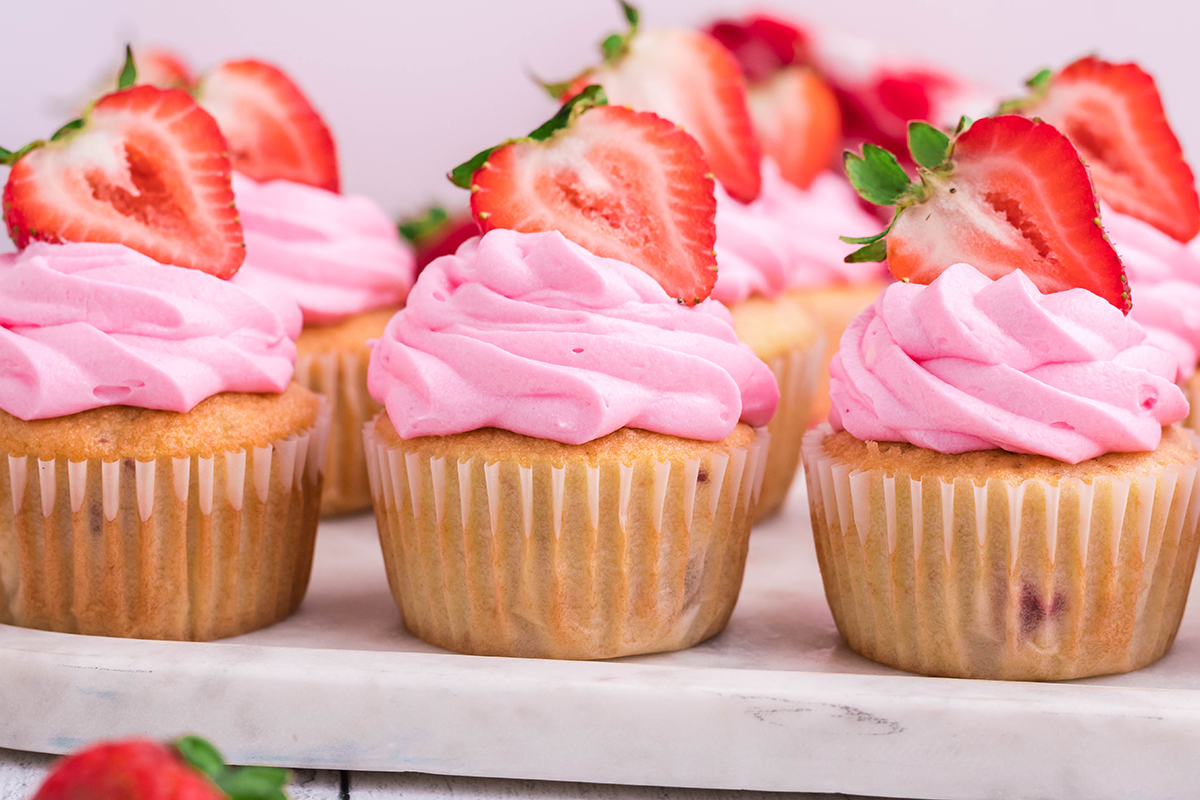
[
  {"xmin": 0, "ymin": 73, "xmax": 328, "ymax": 641},
  {"xmin": 191, "ymin": 58, "xmax": 417, "ymax": 516}
]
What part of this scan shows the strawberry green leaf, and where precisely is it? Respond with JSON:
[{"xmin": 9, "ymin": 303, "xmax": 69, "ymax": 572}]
[
  {"xmin": 955, "ymin": 115, "xmax": 973, "ymax": 135},
  {"xmin": 537, "ymin": 76, "xmax": 574, "ymax": 100},
  {"xmin": 50, "ymin": 119, "xmax": 85, "ymax": 142},
  {"xmin": 176, "ymin": 736, "xmax": 225, "ymax": 779},
  {"xmin": 600, "ymin": 1, "xmax": 640, "ymax": 62},
  {"xmin": 839, "ymin": 230, "xmax": 887, "ymax": 246},
  {"xmin": 1026, "ymin": 67, "xmax": 1053, "ymax": 90},
  {"xmin": 448, "ymin": 85, "xmax": 609, "ymax": 189},
  {"xmin": 398, "ymin": 205, "xmax": 449, "ymax": 245},
  {"xmin": 845, "ymin": 238, "xmax": 888, "ymax": 263},
  {"xmin": 216, "ymin": 766, "xmax": 289, "ymax": 800},
  {"xmin": 908, "ymin": 121, "xmax": 950, "ymax": 170},
  {"xmin": 844, "ymin": 144, "xmax": 912, "ymax": 206},
  {"xmin": 117, "ymin": 44, "xmax": 138, "ymax": 90}
]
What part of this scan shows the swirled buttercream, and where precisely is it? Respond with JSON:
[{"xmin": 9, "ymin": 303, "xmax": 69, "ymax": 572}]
[
  {"xmin": 234, "ymin": 173, "xmax": 416, "ymax": 325},
  {"xmin": 1104, "ymin": 205, "xmax": 1200, "ymax": 379},
  {"xmin": 0, "ymin": 242, "xmax": 299, "ymax": 421},
  {"xmin": 368, "ymin": 228, "xmax": 779, "ymax": 444},
  {"xmin": 711, "ymin": 159, "xmax": 887, "ymax": 304},
  {"xmin": 829, "ymin": 263, "xmax": 1187, "ymax": 463}
]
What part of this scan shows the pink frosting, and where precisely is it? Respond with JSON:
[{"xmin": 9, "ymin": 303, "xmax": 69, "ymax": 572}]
[
  {"xmin": 712, "ymin": 159, "xmax": 888, "ymax": 304},
  {"xmin": 829, "ymin": 263, "xmax": 1187, "ymax": 464},
  {"xmin": 1103, "ymin": 205, "xmax": 1200, "ymax": 380},
  {"xmin": 233, "ymin": 173, "xmax": 416, "ymax": 325},
  {"xmin": 368, "ymin": 229, "xmax": 779, "ymax": 444},
  {"xmin": 0, "ymin": 242, "xmax": 300, "ymax": 421}
]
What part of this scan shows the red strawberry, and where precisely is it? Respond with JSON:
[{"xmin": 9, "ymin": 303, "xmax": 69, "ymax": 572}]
[
  {"xmin": 552, "ymin": 5, "xmax": 761, "ymax": 203},
  {"xmin": 398, "ymin": 205, "xmax": 481, "ymax": 274},
  {"xmin": 196, "ymin": 60, "xmax": 339, "ymax": 193},
  {"xmin": 1006, "ymin": 57, "xmax": 1200, "ymax": 242},
  {"xmin": 3, "ymin": 85, "xmax": 245, "ymax": 277},
  {"xmin": 842, "ymin": 115, "xmax": 1129, "ymax": 312},
  {"xmin": 705, "ymin": 14, "xmax": 813, "ymax": 83},
  {"xmin": 31, "ymin": 736, "xmax": 287, "ymax": 800},
  {"xmin": 136, "ymin": 48, "xmax": 193, "ymax": 90},
  {"xmin": 747, "ymin": 66, "xmax": 841, "ymax": 190},
  {"xmin": 450, "ymin": 86, "xmax": 718, "ymax": 305}
]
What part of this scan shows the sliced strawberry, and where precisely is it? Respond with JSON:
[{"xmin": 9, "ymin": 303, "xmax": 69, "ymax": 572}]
[
  {"xmin": 451, "ymin": 87, "xmax": 718, "ymax": 305},
  {"xmin": 196, "ymin": 60, "xmax": 339, "ymax": 192},
  {"xmin": 398, "ymin": 205, "xmax": 481, "ymax": 274},
  {"xmin": 135, "ymin": 48, "xmax": 193, "ymax": 90},
  {"xmin": 705, "ymin": 14, "xmax": 813, "ymax": 83},
  {"xmin": 747, "ymin": 66, "xmax": 840, "ymax": 189},
  {"xmin": 842, "ymin": 115, "xmax": 1129, "ymax": 312},
  {"xmin": 3, "ymin": 85, "xmax": 245, "ymax": 277},
  {"xmin": 554, "ymin": 7, "xmax": 761, "ymax": 203},
  {"xmin": 1009, "ymin": 57, "xmax": 1200, "ymax": 242}
]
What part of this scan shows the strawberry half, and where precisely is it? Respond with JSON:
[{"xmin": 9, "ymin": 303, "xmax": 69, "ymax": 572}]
[
  {"xmin": 135, "ymin": 48, "xmax": 193, "ymax": 90},
  {"xmin": 1005, "ymin": 57, "xmax": 1200, "ymax": 242},
  {"xmin": 196, "ymin": 60, "xmax": 339, "ymax": 192},
  {"xmin": 449, "ymin": 86, "xmax": 718, "ymax": 305},
  {"xmin": 398, "ymin": 204, "xmax": 481, "ymax": 274},
  {"xmin": 550, "ymin": 3, "xmax": 761, "ymax": 203},
  {"xmin": 706, "ymin": 13, "xmax": 813, "ymax": 83},
  {"xmin": 841, "ymin": 115, "xmax": 1129, "ymax": 312},
  {"xmin": 32, "ymin": 736, "xmax": 288, "ymax": 800},
  {"xmin": 3, "ymin": 85, "xmax": 245, "ymax": 277}
]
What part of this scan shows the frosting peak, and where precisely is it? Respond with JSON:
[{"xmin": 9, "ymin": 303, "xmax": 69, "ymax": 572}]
[
  {"xmin": 0, "ymin": 242, "xmax": 300, "ymax": 421},
  {"xmin": 368, "ymin": 228, "xmax": 779, "ymax": 444},
  {"xmin": 234, "ymin": 173, "xmax": 416, "ymax": 324},
  {"xmin": 830, "ymin": 263, "xmax": 1187, "ymax": 463}
]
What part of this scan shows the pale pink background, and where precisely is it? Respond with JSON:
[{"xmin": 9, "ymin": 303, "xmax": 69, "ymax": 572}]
[{"xmin": 2, "ymin": 0, "xmax": 1197, "ymax": 230}]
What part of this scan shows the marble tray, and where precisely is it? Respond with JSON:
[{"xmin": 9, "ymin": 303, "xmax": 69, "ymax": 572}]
[{"xmin": 2, "ymin": 479, "xmax": 1200, "ymax": 800}]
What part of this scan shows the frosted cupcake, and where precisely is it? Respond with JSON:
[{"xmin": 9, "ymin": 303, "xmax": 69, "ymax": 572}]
[
  {"xmin": 194, "ymin": 60, "xmax": 416, "ymax": 516},
  {"xmin": 365, "ymin": 89, "xmax": 779, "ymax": 659},
  {"xmin": 804, "ymin": 115, "xmax": 1200, "ymax": 680},
  {"xmin": 0, "ymin": 81, "xmax": 328, "ymax": 641},
  {"xmin": 713, "ymin": 159, "xmax": 884, "ymax": 517}
]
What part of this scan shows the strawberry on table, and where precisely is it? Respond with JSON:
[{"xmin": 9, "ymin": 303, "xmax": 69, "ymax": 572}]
[
  {"xmin": 196, "ymin": 60, "xmax": 339, "ymax": 193},
  {"xmin": 398, "ymin": 204, "xmax": 480, "ymax": 274},
  {"xmin": 31, "ymin": 736, "xmax": 288, "ymax": 800},
  {"xmin": 841, "ymin": 115, "xmax": 1129, "ymax": 312},
  {"xmin": 547, "ymin": 2, "xmax": 762, "ymax": 203},
  {"xmin": 2, "ymin": 54, "xmax": 245, "ymax": 278},
  {"xmin": 706, "ymin": 14, "xmax": 840, "ymax": 190},
  {"xmin": 449, "ymin": 85, "xmax": 718, "ymax": 305},
  {"xmin": 1003, "ymin": 57, "xmax": 1200, "ymax": 243}
]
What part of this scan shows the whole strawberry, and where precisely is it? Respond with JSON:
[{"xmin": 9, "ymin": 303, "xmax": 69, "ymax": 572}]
[
  {"xmin": 398, "ymin": 205, "xmax": 480, "ymax": 274},
  {"xmin": 31, "ymin": 736, "xmax": 288, "ymax": 800}
]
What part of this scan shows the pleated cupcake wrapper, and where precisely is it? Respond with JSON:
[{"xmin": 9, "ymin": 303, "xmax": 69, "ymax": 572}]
[
  {"xmin": 801, "ymin": 424, "xmax": 1200, "ymax": 680},
  {"xmin": 754, "ymin": 335, "xmax": 824, "ymax": 521},
  {"xmin": 364, "ymin": 421, "xmax": 769, "ymax": 660},
  {"xmin": 0, "ymin": 399, "xmax": 332, "ymax": 641},
  {"xmin": 294, "ymin": 348, "xmax": 381, "ymax": 516},
  {"xmin": 1185, "ymin": 372, "xmax": 1200, "ymax": 433}
]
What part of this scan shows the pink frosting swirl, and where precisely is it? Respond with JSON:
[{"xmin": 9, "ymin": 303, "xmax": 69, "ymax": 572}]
[
  {"xmin": 234, "ymin": 173, "xmax": 416, "ymax": 325},
  {"xmin": 829, "ymin": 263, "xmax": 1187, "ymax": 463},
  {"xmin": 0, "ymin": 242, "xmax": 300, "ymax": 421},
  {"xmin": 368, "ymin": 229, "xmax": 779, "ymax": 444},
  {"xmin": 1103, "ymin": 205, "xmax": 1200, "ymax": 380},
  {"xmin": 712, "ymin": 159, "xmax": 887, "ymax": 304}
]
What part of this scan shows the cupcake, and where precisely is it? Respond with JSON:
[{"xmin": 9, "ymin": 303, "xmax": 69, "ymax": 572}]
[
  {"xmin": 195, "ymin": 60, "xmax": 417, "ymax": 516},
  {"xmin": 365, "ymin": 90, "xmax": 778, "ymax": 659},
  {"xmin": 713, "ymin": 161, "xmax": 884, "ymax": 517},
  {"xmin": 805, "ymin": 115, "xmax": 1199, "ymax": 680},
  {"xmin": 0, "ymin": 81, "xmax": 328, "ymax": 641}
]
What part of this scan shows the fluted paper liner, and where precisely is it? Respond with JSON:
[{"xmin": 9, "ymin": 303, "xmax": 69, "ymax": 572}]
[
  {"xmin": 364, "ymin": 421, "xmax": 768, "ymax": 660},
  {"xmin": 1185, "ymin": 371, "xmax": 1200, "ymax": 433},
  {"xmin": 0, "ymin": 400, "xmax": 331, "ymax": 641},
  {"xmin": 294, "ymin": 348, "xmax": 380, "ymax": 516},
  {"xmin": 755, "ymin": 337, "xmax": 823, "ymax": 521},
  {"xmin": 801, "ymin": 425, "xmax": 1200, "ymax": 680}
]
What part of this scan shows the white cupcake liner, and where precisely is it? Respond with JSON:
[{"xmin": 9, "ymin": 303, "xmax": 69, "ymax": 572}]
[
  {"xmin": 363, "ymin": 419, "xmax": 769, "ymax": 659},
  {"xmin": 293, "ymin": 348, "xmax": 381, "ymax": 516},
  {"xmin": 0, "ymin": 399, "xmax": 331, "ymax": 641},
  {"xmin": 755, "ymin": 335, "xmax": 824, "ymax": 521},
  {"xmin": 801, "ymin": 424, "xmax": 1200, "ymax": 680}
]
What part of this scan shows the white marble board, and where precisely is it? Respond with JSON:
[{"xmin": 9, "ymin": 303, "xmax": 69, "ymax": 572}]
[{"xmin": 2, "ymin": 480, "xmax": 1199, "ymax": 800}]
